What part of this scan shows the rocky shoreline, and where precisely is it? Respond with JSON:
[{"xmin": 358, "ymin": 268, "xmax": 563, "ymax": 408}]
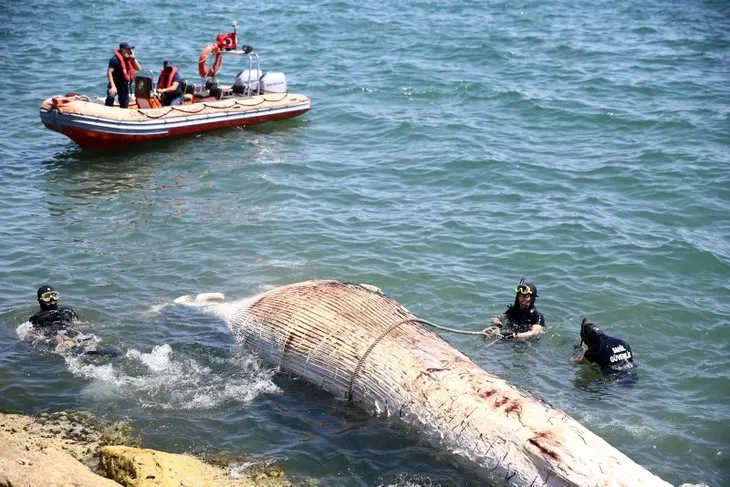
[{"xmin": 0, "ymin": 411, "xmax": 295, "ymax": 487}]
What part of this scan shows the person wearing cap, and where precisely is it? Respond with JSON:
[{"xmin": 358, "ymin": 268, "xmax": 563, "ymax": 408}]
[
  {"xmin": 157, "ymin": 60, "xmax": 184, "ymax": 106},
  {"xmin": 105, "ymin": 41, "xmax": 142, "ymax": 108},
  {"xmin": 571, "ymin": 318, "xmax": 634, "ymax": 375},
  {"xmin": 486, "ymin": 278, "xmax": 545, "ymax": 340}
]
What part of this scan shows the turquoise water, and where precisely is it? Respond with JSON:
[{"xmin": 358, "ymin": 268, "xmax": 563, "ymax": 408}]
[{"xmin": 1, "ymin": 0, "xmax": 729, "ymax": 485}]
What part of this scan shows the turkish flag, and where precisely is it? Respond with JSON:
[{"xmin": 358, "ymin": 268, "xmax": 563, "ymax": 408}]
[{"xmin": 216, "ymin": 32, "xmax": 237, "ymax": 51}]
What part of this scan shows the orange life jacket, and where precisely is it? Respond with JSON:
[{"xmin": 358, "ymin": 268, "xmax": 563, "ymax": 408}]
[
  {"xmin": 157, "ymin": 66, "xmax": 178, "ymax": 89},
  {"xmin": 114, "ymin": 50, "xmax": 136, "ymax": 82}
]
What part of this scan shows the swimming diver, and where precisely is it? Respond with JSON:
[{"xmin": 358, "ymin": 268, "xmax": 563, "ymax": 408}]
[
  {"xmin": 485, "ymin": 277, "xmax": 546, "ymax": 340},
  {"xmin": 28, "ymin": 285, "xmax": 121, "ymax": 357}
]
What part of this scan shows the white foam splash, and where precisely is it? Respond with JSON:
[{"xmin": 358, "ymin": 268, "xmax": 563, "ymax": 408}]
[
  {"xmin": 228, "ymin": 458, "xmax": 276, "ymax": 479},
  {"xmin": 76, "ymin": 344, "xmax": 280, "ymax": 410},
  {"xmin": 126, "ymin": 343, "xmax": 174, "ymax": 372},
  {"xmin": 16, "ymin": 321, "xmax": 35, "ymax": 340},
  {"xmin": 66, "ymin": 356, "xmax": 116, "ymax": 381},
  {"xmin": 20, "ymin": 297, "xmax": 282, "ymax": 411}
]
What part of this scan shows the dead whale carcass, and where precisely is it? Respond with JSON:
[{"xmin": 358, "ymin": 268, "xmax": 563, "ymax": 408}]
[{"xmin": 176, "ymin": 280, "xmax": 671, "ymax": 487}]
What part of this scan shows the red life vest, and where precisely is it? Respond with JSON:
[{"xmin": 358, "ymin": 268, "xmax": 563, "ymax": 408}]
[
  {"xmin": 114, "ymin": 50, "xmax": 136, "ymax": 82},
  {"xmin": 157, "ymin": 66, "xmax": 178, "ymax": 89}
]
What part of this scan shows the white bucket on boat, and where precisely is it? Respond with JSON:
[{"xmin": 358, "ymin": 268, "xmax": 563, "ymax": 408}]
[
  {"xmin": 260, "ymin": 72, "xmax": 287, "ymax": 93},
  {"xmin": 234, "ymin": 69, "xmax": 263, "ymax": 91}
]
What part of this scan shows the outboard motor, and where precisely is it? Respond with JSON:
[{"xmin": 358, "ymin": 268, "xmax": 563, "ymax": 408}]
[
  {"xmin": 232, "ymin": 68, "xmax": 263, "ymax": 95},
  {"xmin": 204, "ymin": 78, "xmax": 218, "ymax": 90},
  {"xmin": 260, "ymin": 72, "xmax": 287, "ymax": 93},
  {"xmin": 202, "ymin": 78, "xmax": 223, "ymax": 99}
]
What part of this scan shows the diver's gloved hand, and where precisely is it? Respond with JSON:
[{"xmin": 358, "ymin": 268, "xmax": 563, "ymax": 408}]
[{"xmin": 482, "ymin": 326, "xmax": 501, "ymax": 337}]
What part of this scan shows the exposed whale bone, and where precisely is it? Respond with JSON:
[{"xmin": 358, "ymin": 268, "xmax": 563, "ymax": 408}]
[{"xmin": 177, "ymin": 280, "xmax": 672, "ymax": 487}]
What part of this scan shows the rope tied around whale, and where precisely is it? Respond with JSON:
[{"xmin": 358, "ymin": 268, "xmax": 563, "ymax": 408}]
[{"xmin": 346, "ymin": 317, "xmax": 492, "ymax": 401}]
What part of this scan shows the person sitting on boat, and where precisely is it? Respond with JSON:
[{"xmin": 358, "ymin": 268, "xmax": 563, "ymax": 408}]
[
  {"xmin": 157, "ymin": 60, "xmax": 184, "ymax": 106},
  {"xmin": 105, "ymin": 41, "xmax": 142, "ymax": 109},
  {"xmin": 485, "ymin": 277, "xmax": 545, "ymax": 340},
  {"xmin": 571, "ymin": 318, "xmax": 634, "ymax": 376},
  {"xmin": 27, "ymin": 285, "xmax": 120, "ymax": 357}
]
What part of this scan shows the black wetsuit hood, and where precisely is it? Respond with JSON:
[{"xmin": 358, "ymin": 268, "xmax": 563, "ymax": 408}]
[
  {"xmin": 37, "ymin": 284, "xmax": 58, "ymax": 311},
  {"xmin": 580, "ymin": 320, "xmax": 607, "ymax": 348},
  {"xmin": 512, "ymin": 282, "xmax": 538, "ymax": 308}
]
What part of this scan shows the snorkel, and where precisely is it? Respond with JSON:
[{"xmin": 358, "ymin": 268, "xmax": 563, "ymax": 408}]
[{"xmin": 514, "ymin": 276, "xmax": 537, "ymax": 309}]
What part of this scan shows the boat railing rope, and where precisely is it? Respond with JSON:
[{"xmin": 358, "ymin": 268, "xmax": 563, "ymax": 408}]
[{"xmin": 136, "ymin": 93, "xmax": 289, "ymax": 119}]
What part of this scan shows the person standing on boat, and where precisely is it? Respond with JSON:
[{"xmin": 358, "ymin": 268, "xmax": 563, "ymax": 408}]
[
  {"xmin": 105, "ymin": 41, "xmax": 141, "ymax": 109},
  {"xmin": 485, "ymin": 277, "xmax": 545, "ymax": 340},
  {"xmin": 157, "ymin": 60, "xmax": 184, "ymax": 106},
  {"xmin": 570, "ymin": 318, "xmax": 635, "ymax": 376}
]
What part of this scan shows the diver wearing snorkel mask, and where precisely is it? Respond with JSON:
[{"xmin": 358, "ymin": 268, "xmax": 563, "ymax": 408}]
[
  {"xmin": 29, "ymin": 285, "xmax": 79, "ymax": 329},
  {"xmin": 571, "ymin": 317, "xmax": 634, "ymax": 375},
  {"xmin": 29, "ymin": 284, "xmax": 81, "ymax": 349},
  {"xmin": 487, "ymin": 277, "xmax": 545, "ymax": 340},
  {"xmin": 27, "ymin": 285, "xmax": 121, "ymax": 358}
]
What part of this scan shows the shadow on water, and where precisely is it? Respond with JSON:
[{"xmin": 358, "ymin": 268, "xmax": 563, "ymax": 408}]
[
  {"xmin": 42, "ymin": 138, "xmax": 193, "ymax": 166},
  {"xmin": 572, "ymin": 365, "xmax": 639, "ymax": 394},
  {"xmin": 41, "ymin": 116, "xmax": 311, "ymax": 168},
  {"xmin": 38, "ymin": 139, "xmax": 189, "ymax": 205},
  {"xmin": 38, "ymin": 156, "xmax": 164, "ymax": 208}
]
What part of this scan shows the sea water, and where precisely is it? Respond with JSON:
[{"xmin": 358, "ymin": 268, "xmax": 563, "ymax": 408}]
[{"xmin": 0, "ymin": 1, "xmax": 728, "ymax": 485}]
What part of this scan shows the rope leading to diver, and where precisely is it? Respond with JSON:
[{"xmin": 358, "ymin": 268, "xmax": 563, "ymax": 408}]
[
  {"xmin": 418, "ymin": 319, "xmax": 493, "ymax": 336},
  {"xmin": 346, "ymin": 317, "xmax": 496, "ymax": 401}
]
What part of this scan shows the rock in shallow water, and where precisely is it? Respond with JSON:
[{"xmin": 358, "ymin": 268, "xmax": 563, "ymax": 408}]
[{"xmin": 0, "ymin": 412, "xmax": 295, "ymax": 487}]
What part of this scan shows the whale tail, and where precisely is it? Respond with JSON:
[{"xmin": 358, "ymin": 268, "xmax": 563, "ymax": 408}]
[
  {"xmin": 173, "ymin": 292, "xmax": 236, "ymax": 320},
  {"xmin": 173, "ymin": 292, "xmax": 226, "ymax": 306}
]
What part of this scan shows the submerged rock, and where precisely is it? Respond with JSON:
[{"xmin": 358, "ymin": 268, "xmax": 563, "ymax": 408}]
[{"xmin": 99, "ymin": 446, "xmax": 292, "ymax": 487}]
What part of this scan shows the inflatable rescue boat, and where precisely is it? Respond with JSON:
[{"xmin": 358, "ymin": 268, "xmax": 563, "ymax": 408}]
[{"xmin": 40, "ymin": 28, "xmax": 311, "ymax": 150}]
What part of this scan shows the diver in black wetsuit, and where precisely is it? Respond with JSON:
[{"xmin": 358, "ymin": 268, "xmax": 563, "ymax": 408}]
[
  {"xmin": 571, "ymin": 317, "xmax": 634, "ymax": 376},
  {"xmin": 29, "ymin": 285, "xmax": 80, "ymax": 337},
  {"xmin": 28, "ymin": 285, "xmax": 120, "ymax": 357},
  {"xmin": 486, "ymin": 277, "xmax": 545, "ymax": 340}
]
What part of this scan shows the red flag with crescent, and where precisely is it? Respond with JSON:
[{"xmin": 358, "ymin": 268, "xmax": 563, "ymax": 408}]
[{"xmin": 216, "ymin": 32, "xmax": 237, "ymax": 51}]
